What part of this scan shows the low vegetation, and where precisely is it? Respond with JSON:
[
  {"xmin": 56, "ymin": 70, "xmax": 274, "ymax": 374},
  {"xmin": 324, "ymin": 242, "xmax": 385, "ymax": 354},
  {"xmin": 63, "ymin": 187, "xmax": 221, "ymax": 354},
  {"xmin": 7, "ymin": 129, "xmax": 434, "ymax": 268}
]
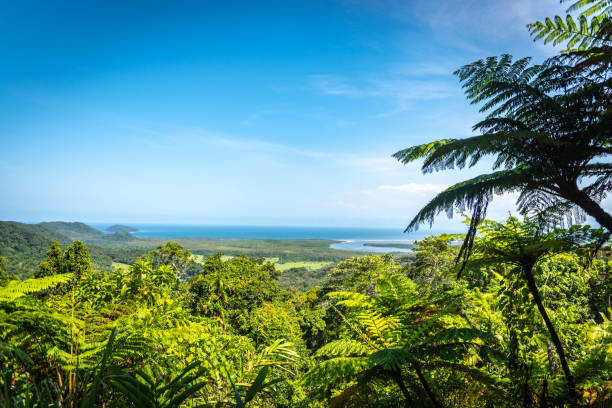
[{"xmin": 0, "ymin": 215, "xmax": 610, "ymax": 407}]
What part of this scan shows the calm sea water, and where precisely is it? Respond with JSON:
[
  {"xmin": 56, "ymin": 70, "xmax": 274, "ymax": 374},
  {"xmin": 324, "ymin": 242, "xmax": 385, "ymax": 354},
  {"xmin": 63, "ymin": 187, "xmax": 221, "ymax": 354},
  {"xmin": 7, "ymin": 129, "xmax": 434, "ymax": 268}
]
[{"xmin": 89, "ymin": 224, "xmax": 446, "ymax": 253}]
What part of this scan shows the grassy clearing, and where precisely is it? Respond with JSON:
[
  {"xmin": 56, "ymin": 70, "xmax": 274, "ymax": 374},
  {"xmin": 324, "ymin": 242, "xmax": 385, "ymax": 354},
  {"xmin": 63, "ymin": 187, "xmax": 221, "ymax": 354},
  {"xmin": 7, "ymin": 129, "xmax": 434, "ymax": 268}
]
[
  {"xmin": 274, "ymin": 261, "xmax": 333, "ymax": 272},
  {"xmin": 111, "ymin": 261, "xmax": 130, "ymax": 270},
  {"xmin": 192, "ymin": 254, "xmax": 332, "ymax": 273},
  {"xmin": 93, "ymin": 237, "xmax": 367, "ymax": 263}
]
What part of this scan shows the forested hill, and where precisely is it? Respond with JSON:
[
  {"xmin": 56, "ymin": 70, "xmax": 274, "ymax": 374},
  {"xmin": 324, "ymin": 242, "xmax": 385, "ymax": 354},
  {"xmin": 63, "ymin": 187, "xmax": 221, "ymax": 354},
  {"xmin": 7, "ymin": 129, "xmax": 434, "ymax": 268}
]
[
  {"xmin": 0, "ymin": 222, "xmax": 64, "ymax": 277},
  {"xmin": 38, "ymin": 221, "xmax": 105, "ymax": 241},
  {"xmin": 0, "ymin": 221, "xmax": 369, "ymax": 282},
  {"xmin": 0, "ymin": 221, "xmax": 138, "ymax": 278},
  {"xmin": 106, "ymin": 224, "xmax": 139, "ymax": 233}
]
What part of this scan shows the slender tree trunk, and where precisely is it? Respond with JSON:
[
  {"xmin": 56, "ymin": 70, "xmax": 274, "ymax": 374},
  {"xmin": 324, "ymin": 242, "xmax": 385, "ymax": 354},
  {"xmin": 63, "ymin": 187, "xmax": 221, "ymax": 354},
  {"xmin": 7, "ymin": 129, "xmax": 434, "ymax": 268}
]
[
  {"xmin": 540, "ymin": 380, "xmax": 548, "ymax": 408},
  {"xmin": 564, "ymin": 184, "xmax": 612, "ymax": 232},
  {"xmin": 546, "ymin": 341, "xmax": 556, "ymax": 376},
  {"xmin": 392, "ymin": 370, "xmax": 414, "ymax": 407},
  {"xmin": 509, "ymin": 331, "xmax": 518, "ymax": 365},
  {"xmin": 523, "ymin": 375, "xmax": 531, "ymax": 408},
  {"xmin": 414, "ymin": 365, "xmax": 444, "ymax": 408},
  {"xmin": 523, "ymin": 265, "xmax": 577, "ymax": 407}
]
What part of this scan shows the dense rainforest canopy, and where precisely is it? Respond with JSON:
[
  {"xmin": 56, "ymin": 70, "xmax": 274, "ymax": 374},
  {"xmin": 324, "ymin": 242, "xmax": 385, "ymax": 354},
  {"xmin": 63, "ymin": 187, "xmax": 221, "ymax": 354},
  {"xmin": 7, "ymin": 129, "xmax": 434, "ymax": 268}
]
[
  {"xmin": 1, "ymin": 0, "xmax": 611, "ymax": 407},
  {"xmin": 0, "ymin": 217, "xmax": 611, "ymax": 407}
]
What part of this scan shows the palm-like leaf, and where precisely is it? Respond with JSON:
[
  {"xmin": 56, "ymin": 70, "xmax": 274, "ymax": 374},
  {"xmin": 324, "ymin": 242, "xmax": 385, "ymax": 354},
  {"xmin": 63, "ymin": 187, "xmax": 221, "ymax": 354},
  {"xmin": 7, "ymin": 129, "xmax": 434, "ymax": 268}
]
[
  {"xmin": 528, "ymin": 0, "xmax": 611, "ymax": 51},
  {"xmin": 395, "ymin": 43, "xmax": 612, "ymax": 261},
  {"xmin": 306, "ymin": 273, "xmax": 498, "ymax": 405}
]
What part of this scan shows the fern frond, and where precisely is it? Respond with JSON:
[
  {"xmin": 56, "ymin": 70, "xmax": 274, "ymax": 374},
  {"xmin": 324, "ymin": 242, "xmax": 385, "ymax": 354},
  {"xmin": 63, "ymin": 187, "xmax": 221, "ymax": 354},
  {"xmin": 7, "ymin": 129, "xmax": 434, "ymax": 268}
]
[
  {"xmin": 528, "ymin": 0, "xmax": 611, "ymax": 50},
  {"xmin": 404, "ymin": 168, "xmax": 530, "ymax": 232},
  {"xmin": 356, "ymin": 311, "xmax": 398, "ymax": 347},
  {"xmin": 0, "ymin": 274, "xmax": 73, "ymax": 301},
  {"xmin": 368, "ymin": 348, "xmax": 416, "ymax": 371},
  {"xmin": 256, "ymin": 339, "xmax": 300, "ymax": 369},
  {"xmin": 316, "ymin": 339, "xmax": 373, "ymax": 358},
  {"xmin": 416, "ymin": 327, "xmax": 494, "ymax": 347},
  {"xmin": 421, "ymin": 360, "xmax": 509, "ymax": 394},
  {"xmin": 528, "ymin": 14, "xmax": 606, "ymax": 50},
  {"xmin": 301, "ymin": 357, "xmax": 373, "ymax": 387},
  {"xmin": 328, "ymin": 291, "xmax": 374, "ymax": 308}
]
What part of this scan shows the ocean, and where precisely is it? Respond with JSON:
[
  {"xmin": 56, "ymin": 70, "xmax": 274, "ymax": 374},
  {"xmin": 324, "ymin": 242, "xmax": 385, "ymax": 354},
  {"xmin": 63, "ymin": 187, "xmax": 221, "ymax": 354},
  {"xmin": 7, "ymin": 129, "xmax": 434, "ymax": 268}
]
[{"xmin": 89, "ymin": 224, "xmax": 448, "ymax": 253}]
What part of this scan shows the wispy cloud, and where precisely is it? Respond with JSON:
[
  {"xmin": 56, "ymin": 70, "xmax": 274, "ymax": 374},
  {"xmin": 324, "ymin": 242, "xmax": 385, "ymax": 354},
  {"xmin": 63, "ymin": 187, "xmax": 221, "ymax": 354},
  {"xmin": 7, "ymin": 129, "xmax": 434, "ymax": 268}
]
[
  {"xmin": 339, "ymin": 0, "xmax": 563, "ymax": 57},
  {"xmin": 388, "ymin": 60, "xmax": 464, "ymax": 77},
  {"xmin": 309, "ymin": 74, "xmax": 458, "ymax": 117},
  {"xmin": 310, "ymin": 75, "xmax": 456, "ymax": 99},
  {"xmin": 379, "ymin": 183, "xmax": 450, "ymax": 194},
  {"xmin": 342, "ymin": 0, "xmax": 562, "ymax": 39}
]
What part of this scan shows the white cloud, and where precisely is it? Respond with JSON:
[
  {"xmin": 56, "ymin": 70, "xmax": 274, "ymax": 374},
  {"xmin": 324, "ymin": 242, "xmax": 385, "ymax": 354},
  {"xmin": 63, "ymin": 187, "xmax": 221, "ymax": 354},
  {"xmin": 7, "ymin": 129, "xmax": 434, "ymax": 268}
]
[
  {"xmin": 327, "ymin": 181, "xmax": 527, "ymax": 229},
  {"xmin": 379, "ymin": 183, "xmax": 450, "ymax": 194},
  {"xmin": 343, "ymin": 155, "xmax": 417, "ymax": 173},
  {"xmin": 310, "ymin": 75, "xmax": 456, "ymax": 100},
  {"xmin": 309, "ymin": 74, "xmax": 459, "ymax": 117},
  {"xmin": 341, "ymin": 0, "xmax": 562, "ymax": 39},
  {"xmin": 339, "ymin": 0, "xmax": 564, "ymax": 58}
]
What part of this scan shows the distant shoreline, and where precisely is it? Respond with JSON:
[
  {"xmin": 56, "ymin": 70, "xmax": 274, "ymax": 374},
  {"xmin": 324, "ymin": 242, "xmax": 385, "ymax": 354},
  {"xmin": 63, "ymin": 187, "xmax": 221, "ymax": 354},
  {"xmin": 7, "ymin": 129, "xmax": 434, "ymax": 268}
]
[{"xmin": 88, "ymin": 223, "xmax": 440, "ymax": 241}]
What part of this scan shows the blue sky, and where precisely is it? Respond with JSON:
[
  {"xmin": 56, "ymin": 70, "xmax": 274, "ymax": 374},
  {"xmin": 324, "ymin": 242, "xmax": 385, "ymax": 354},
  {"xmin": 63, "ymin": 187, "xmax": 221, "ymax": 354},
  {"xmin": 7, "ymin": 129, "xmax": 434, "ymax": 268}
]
[{"xmin": 1, "ymin": 0, "xmax": 579, "ymax": 228}]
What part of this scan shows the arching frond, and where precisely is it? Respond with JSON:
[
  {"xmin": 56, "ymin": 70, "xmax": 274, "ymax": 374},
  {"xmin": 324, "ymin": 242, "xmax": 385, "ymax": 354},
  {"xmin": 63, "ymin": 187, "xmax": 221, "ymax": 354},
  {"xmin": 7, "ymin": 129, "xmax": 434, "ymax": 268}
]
[
  {"xmin": 0, "ymin": 274, "xmax": 73, "ymax": 301},
  {"xmin": 528, "ymin": 0, "xmax": 611, "ymax": 51},
  {"xmin": 416, "ymin": 327, "xmax": 495, "ymax": 348},
  {"xmin": 405, "ymin": 168, "xmax": 530, "ymax": 233},
  {"xmin": 301, "ymin": 357, "xmax": 373, "ymax": 387},
  {"xmin": 328, "ymin": 291, "xmax": 374, "ymax": 308},
  {"xmin": 368, "ymin": 348, "xmax": 416, "ymax": 371},
  {"xmin": 316, "ymin": 339, "xmax": 373, "ymax": 358},
  {"xmin": 392, "ymin": 139, "xmax": 454, "ymax": 167},
  {"xmin": 528, "ymin": 14, "xmax": 607, "ymax": 50},
  {"xmin": 356, "ymin": 311, "xmax": 398, "ymax": 347},
  {"xmin": 374, "ymin": 273, "xmax": 417, "ymax": 310}
]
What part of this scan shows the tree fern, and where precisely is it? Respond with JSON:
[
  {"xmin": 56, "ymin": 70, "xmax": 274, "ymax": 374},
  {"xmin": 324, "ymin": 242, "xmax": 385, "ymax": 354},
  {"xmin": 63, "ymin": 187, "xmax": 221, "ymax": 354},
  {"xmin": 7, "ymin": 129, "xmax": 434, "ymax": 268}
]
[
  {"xmin": 394, "ymin": 45, "xmax": 612, "ymax": 266},
  {"xmin": 528, "ymin": 0, "xmax": 611, "ymax": 51},
  {"xmin": 315, "ymin": 339, "xmax": 373, "ymax": 358},
  {"xmin": 0, "ymin": 274, "xmax": 73, "ymax": 301},
  {"xmin": 307, "ymin": 273, "xmax": 496, "ymax": 406}
]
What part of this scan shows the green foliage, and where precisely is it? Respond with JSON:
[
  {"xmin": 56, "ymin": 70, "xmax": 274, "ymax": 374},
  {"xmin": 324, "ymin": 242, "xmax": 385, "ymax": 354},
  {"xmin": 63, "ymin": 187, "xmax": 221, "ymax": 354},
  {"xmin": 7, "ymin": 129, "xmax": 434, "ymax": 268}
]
[
  {"xmin": 38, "ymin": 221, "xmax": 105, "ymax": 242},
  {"xmin": 34, "ymin": 240, "xmax": 92, "ymax": 290},
  {"xmin": 327, "ymin": 254, "xmax": 400, "ymax": 294},
  {"xmin": 0, "ymin": 257, "xmax": 17, "ymax": 287},
  {"xmin": 306, "ymin": 271, "xmax": 497, "ymax": 405},
  {"xmin": 0, "ymin": 274, "xmax": 73, "ymax": 301},
  {"xmin": 393, "ymin": 0, "xmax": 612, "ymax": 267},
  {"xmin": 63, "ymin": 241, "xmax": 92, "ymax": 283},
  {"xmin": 108, "ymin": 361, "xmax": 209, "ymax": 408},
  {"xmin": 0, "ymin": 221, "xmax": 142, "ymax": 278},
  {"xmin": 146, "ymin": 241, "xmax": 197, "ymax": 279},
  {"xmin": 187, "ymin": 254, "xmax": 281, "ymax": 320},
  {"xmin": 528, "ymin": 0, "xmax": 611, "ymax": 51},
  {"xmin": 408, "ymin": 234, "xmax": 460, "ymax": 291},
  {"xmin": 34, "ymin": 240, "xmax": 63, "ymax": 278},
  {"xmin": 0, "ymin": 225, "xmax": 610, "ymax": 406}
]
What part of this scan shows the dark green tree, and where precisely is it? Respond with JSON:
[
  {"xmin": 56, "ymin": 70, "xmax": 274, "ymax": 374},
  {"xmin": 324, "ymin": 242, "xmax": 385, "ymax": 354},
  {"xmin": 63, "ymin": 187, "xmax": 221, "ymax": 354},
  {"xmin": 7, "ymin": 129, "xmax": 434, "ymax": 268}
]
[
  {"xmin": 408, "ymin": 234, "xmax": 460, "ymax": 291},
  {"xmin": 34, "ymin": 240, "xmax": 64, "ymax": 278},
  {"xmin": 187, "ymin": 254, "xmax": 281, "ymax": 332},
  {"xmin": 393, "ymin": 0, "xmax": 612, "ymax": 264},
  {"xmin": 466, "ymin": 217, "xmax": 606, "ymax": 405},
  {"xmin": 149, "ymin": 241, "xmax": 195, "ymax": 279},
  {"xmin": 63, "ymin": 240, "xmax": 92, "ymax": 283},
  {"xmin": 0, "ymin": 256, "xmax": 16, "ymax": 287}
]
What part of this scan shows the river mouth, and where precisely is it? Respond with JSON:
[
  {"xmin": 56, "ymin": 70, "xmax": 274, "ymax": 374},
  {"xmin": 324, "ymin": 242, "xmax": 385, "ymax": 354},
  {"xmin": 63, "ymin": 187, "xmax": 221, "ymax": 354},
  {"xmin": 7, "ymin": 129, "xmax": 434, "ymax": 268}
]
[{"xmin": 330, "ymin": 240, "xmax": 414, "ymax": 253}]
